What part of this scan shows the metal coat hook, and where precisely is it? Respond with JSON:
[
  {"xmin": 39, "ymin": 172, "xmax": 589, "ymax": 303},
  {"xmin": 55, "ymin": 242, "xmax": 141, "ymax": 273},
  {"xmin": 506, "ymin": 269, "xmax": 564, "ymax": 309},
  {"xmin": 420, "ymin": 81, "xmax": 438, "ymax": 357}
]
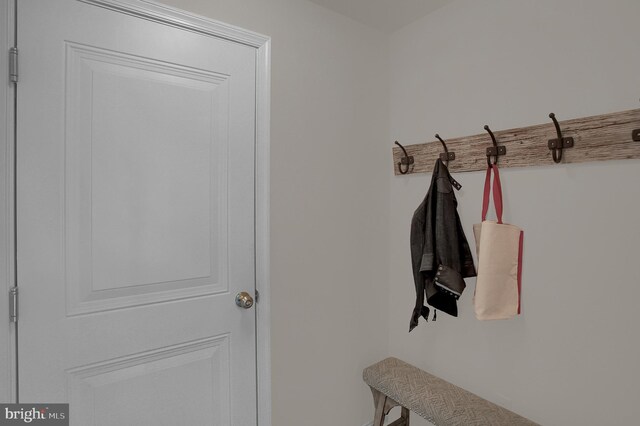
[
  {"xmin": 484, "ymin": 125, "xmax": 506, "ymax": 166},
  {"xmin": 394, "ymin": 141, "xmax": 414, "ymax": 174},
  {"xmin": 435, "ymin": 134, "xmax": 455, "ymax": 167},
  {"xmin": 548, "ymin": 113, "xmax": 574, "ymax": 163}
]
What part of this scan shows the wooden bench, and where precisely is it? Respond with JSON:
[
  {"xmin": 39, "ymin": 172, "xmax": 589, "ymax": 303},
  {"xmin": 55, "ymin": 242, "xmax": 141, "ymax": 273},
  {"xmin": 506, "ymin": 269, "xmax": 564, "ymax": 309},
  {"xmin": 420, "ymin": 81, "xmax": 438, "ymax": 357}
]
[{"xmin": 363, "ymin": 357, "xmax": 539, "ymax": 426}]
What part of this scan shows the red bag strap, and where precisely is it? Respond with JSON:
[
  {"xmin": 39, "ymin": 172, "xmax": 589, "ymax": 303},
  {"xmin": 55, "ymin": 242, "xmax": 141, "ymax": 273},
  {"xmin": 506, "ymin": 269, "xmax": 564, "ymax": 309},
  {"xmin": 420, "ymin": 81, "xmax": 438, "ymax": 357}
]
[
  {"xmin": 481, "ymin": 164, "xmax": 504, "ymax": 224},
  {"xmin": 492, "ymin": 165, "xmax": 504, "ymax": 224},
  {"xmin": 481, "ymin": 166, "xmax": 492, "ymax": 221}
]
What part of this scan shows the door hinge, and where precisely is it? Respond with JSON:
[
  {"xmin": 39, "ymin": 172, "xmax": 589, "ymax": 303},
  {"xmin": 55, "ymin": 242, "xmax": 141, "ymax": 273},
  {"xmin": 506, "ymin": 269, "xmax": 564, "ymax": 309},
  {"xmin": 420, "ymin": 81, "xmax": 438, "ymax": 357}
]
[
  {"xmin": 9, "ymin": 47, "xmax": 18, "ymax": 83},
  {"xmin": 9, "ymin": 287, "xmax": 17, "ymax": 323}
]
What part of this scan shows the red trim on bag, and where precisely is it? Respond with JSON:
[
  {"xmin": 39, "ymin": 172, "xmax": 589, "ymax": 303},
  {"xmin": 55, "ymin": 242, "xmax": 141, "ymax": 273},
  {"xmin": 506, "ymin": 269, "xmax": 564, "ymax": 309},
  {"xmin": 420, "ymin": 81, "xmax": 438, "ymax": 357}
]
[{"xmin": 517, "ymin": 230, "xmax": 524, "ymax": 315}]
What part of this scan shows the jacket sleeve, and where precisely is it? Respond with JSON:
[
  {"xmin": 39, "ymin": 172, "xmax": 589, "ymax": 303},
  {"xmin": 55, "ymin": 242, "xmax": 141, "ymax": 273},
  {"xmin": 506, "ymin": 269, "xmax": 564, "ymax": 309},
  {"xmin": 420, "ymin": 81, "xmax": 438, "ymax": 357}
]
[
  {"xmin": 409, "ymin": 191, "xmax": 434, "ymax": 331},
  {"xmin": 419, "ymin": 190, "xmax": 436, "ymax": 274},
  {"xmin": 456, "ymin": 212, "xmax": 477, "ymax": 278}
]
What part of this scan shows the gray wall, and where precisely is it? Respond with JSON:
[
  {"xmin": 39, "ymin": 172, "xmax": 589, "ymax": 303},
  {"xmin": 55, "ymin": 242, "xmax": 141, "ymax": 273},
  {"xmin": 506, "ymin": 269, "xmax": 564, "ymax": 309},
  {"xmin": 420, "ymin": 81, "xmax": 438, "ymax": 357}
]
[{"xmin": 388, "ymin": 1, "xmax": 640, "ymax": 425}]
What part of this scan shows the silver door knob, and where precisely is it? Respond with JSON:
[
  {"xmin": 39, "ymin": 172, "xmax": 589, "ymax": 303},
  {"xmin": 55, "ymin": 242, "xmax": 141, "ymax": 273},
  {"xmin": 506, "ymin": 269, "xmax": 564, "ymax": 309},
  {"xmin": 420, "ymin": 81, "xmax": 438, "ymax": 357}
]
[{"xmin": 235, "ymin": 292, "xmax": 254, "ymax": 309}]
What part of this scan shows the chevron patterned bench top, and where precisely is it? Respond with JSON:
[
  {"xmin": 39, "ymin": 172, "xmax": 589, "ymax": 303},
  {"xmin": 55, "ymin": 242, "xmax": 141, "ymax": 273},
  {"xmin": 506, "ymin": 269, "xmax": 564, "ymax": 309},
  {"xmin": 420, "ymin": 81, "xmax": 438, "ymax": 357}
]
[{"xmin": 363, "ymin": 357, "xmax": 539, "ymax": 426}]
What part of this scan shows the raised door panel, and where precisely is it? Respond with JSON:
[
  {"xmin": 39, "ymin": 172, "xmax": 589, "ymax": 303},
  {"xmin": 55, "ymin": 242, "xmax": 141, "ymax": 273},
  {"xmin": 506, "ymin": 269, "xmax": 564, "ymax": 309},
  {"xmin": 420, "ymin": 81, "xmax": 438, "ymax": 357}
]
[
  {"xmin": 67, "ymin": 335, "xmax": 230, "ymax": 425},
  {"xmin": 64, "ymin": 43, "xmax": 230, "ymax": 316}
]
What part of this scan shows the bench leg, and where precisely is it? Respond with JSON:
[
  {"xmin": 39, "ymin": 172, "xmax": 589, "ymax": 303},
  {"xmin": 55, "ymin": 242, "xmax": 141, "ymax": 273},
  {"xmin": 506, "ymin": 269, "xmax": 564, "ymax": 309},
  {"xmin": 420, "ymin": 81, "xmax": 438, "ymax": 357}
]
[
  {"xmin": 386, "ymin": 407, "xmax": 410, "ymax": 426},
  {"xmin": 401, "ymin": 407, "xmax": 410, "ymax": 425},
  {"xmin": 372, "ymin": 388, "xmax": 387, "ymax": 426},
  {"xmin": 370, "ymin": 387, "xmax": 410, "ymax": 426}
]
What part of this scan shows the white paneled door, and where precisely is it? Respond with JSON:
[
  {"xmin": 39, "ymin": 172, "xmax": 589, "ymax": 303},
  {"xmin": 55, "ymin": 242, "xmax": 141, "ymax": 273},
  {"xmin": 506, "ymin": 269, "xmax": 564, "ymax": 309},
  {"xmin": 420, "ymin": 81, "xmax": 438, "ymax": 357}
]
[{"xmin": 16, "ymin": 1, "xmax": 259, "ymax": 424}]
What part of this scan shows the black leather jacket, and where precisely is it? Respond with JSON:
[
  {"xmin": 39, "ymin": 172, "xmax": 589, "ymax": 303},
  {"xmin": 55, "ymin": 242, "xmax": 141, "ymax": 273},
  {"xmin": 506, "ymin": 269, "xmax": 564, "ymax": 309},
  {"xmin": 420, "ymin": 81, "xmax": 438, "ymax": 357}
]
[{"xmin": 409, "ymin": 159, "xmax": 476, "ymax": 331}]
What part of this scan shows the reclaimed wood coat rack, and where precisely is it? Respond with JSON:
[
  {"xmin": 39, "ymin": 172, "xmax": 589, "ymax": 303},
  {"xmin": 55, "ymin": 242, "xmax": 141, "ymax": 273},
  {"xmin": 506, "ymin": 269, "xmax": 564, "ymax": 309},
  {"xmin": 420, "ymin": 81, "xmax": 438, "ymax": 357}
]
[{"xmin": 392, "ymin": 108, "xmax": 640, "ymax": 175}]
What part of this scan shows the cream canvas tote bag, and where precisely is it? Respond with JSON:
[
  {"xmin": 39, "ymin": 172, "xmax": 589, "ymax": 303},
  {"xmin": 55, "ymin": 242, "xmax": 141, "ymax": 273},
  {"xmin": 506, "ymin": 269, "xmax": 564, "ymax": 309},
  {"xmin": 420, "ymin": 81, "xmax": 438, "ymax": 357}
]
[{"xmin": 473, "ymin": 164, "xmax": 523, "ymax": 320}]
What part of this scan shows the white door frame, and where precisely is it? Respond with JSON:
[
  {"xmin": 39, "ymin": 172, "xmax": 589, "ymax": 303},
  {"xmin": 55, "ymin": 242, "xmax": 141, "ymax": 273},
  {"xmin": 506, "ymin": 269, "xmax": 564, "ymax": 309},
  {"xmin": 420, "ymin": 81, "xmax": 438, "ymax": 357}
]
[
  {"xmin": 0, "ymin": 0, "xmax": 17, "ymax": 405},
  {"xmin": 0, "ymin": 1, "xmax": 271, "ymax": 424}
]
